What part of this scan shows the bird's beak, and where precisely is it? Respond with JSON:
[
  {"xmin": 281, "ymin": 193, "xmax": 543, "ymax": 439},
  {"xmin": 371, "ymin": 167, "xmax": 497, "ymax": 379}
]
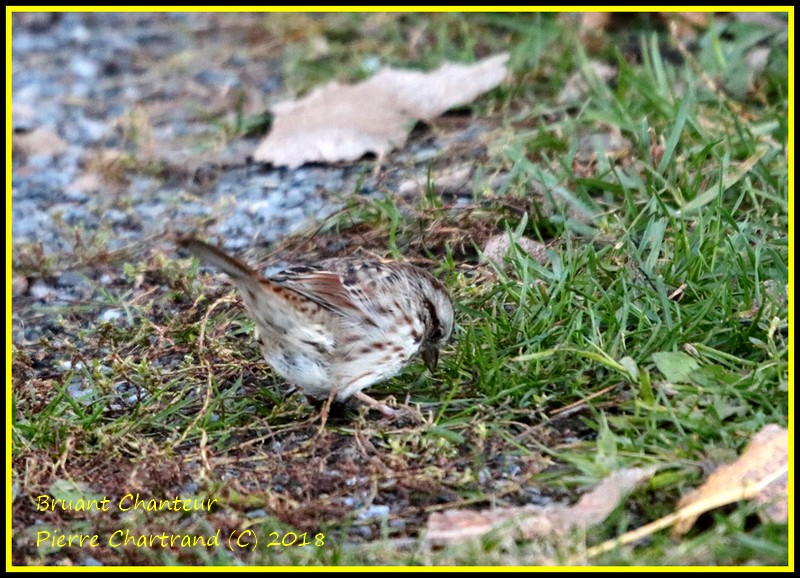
[{"xmin": 422, "ymin": 348, "xmax": 439, "ymax": 373}]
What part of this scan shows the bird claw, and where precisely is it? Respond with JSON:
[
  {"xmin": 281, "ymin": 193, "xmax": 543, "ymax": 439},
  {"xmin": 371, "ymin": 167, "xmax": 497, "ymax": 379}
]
[
  {"xmin": 383, "ymin": 404, "xmax": 424, "ymax": 426},
  {"xmin": 376, "ymin": 404, "xmax": 399, "ymax": 418},
  {"xmin": 374, "ymin": 402, "xmax": 424, "ymax": 426},
  {"xmin": 352, "ymin": 391, "xmax": 421, "ymax": 423}
]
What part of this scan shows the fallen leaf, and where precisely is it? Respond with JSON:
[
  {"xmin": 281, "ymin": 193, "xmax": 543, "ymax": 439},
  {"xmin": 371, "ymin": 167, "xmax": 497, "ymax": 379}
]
[
  {"xmin": 575, "ymin": 425, "xmax": 789, "ymax": 562},
  {"xmin": 254, "ymin": 53, "xmax": 509, "ymax": 168},
  {"xmin": 672, "ymin": 424, "xmax": 788, "ymax": 535},
  {"xmin": 424, "ymin": 467, "xmax": 655, "ymax": 547}
]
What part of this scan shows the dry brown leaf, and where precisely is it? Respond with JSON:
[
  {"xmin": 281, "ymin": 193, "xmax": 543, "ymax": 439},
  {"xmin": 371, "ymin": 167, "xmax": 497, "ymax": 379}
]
[
  {"xmin": 753, "ymin": 464, "xmax": 789, "ymax": 525},
  {"xmin": 13, "ymin": 126, "xmax": 69, "ymax": 157},
  {"xmin": 672, "ymin": 424, "xmax": 788, "ymax": 535},
  {"xmin": 424, "ymin": 467, "xmax": 655, "ymax": 547},
  {"xmin": 581, "ymin": 425, "xmax": 788, "ymax": 561},
  {"xmin": 254, "ymin": 53, "xmax": 509, "ymax": 168}
]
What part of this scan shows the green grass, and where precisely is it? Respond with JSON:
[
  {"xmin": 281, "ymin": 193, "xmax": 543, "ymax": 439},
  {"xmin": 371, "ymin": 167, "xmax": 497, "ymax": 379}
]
[{"xmin": 11, "ymin": 12, "xmax": 789, "ymax": 567}]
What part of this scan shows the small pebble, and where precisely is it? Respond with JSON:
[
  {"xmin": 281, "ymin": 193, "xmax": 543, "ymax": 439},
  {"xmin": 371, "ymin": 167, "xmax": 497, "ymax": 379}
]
[
  {"xmin": 70, "ymin": 56, "xmax": 98, "ymax": 79},
  {"xmin": 350, "ymin": 526, "xmax": 373, "ymax": 540},
  {"xmin": 98, "ymin": 309, "xmax": 123, "ymax": 323},
  {"xmin": 357, "ymin": 504, "xmax": 390, "ymax": 520},
  {"xmin": 29, "ymin": 281, "xmax": 54, "ymax": 300}
]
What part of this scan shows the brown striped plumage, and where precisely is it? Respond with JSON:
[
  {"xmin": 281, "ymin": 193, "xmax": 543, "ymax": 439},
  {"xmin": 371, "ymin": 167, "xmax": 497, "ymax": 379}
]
[{"xmin": 178, "ymin": 237, "xmax": 454, "ymax": 416}]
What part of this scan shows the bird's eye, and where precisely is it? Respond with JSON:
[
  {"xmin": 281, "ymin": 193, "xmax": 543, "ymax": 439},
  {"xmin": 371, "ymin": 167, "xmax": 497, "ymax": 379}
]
[{"xmin": 430, "ymin": 327, "xmax": 444, "ymax": 341}]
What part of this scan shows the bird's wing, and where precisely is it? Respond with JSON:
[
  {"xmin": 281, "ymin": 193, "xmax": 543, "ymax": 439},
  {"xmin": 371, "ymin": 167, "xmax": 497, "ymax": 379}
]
[{"xmin": 270, "ymin": 266, "xmax": 376, "ymax": 324}]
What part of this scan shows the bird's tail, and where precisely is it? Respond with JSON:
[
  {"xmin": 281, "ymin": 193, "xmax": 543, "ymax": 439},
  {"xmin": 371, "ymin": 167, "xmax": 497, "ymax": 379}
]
[{"xmin": 177, "ymin": 237, "xmax": 257, "ymax": 283}]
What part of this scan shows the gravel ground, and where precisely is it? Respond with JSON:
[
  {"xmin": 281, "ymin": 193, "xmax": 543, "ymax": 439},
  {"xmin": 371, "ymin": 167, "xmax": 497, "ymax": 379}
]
[
  {"xmin": 11, "ymin": 12, "xmax": 483, "ymax": 344},
  {"xmin": 13, "ymin": 13, "xmax": 355, "ymax": 255}
]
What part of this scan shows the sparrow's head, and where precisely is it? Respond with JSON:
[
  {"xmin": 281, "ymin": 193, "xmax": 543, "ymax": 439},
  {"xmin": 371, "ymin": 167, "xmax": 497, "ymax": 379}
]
[{"xmin": 419, "ymin": 277, "xmax": 454, "ymax": 372}]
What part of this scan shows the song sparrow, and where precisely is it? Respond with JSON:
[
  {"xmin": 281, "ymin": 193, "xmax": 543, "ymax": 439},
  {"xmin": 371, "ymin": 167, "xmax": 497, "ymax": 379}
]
[{"xmin": 178, "ymin": 238, "xmax": 454, "ymax": 416}]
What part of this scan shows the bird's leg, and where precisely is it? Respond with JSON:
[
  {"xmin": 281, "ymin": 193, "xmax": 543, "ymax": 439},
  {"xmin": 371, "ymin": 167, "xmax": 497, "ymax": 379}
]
[
  {"xmin": 316, "ymin": 386, "xmax": 339, "ymax": 433},
  {"xmin": 353, "ymin": 391, "xmax": 397, "ymax": 417}
]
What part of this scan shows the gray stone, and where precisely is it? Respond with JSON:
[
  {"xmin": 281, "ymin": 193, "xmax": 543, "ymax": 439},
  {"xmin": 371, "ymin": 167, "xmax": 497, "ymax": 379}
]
[
  {"xmin": 98, "ymin": 309, "xmax": 124, "ymax": 323},
  {"xmin": 57, "ymin": 270, "xmax": 89, "ymax": 288},
  {"xmin": 29, "ymin": 281, "xmax": 54, "ymax": 300},
  {"xmin": 284, "ymin": 187, "xmax": 308, "ymax": 209},
  {"xmin": 70, "ymin": 56, "xmax": 98, "ymax": 79},
  {"xmin": 356, "ymin": 504, "xmax": 390, "ymax": 520}
]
